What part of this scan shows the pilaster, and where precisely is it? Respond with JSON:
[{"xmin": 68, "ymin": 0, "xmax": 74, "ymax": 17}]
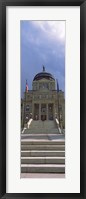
[
  {"xmin": 39, "ymin": 103, "xmax": 41, "ymax": 120},
  {"xmin": 46, "ymin": 104, "xmax": 48, "ymax": 120}
]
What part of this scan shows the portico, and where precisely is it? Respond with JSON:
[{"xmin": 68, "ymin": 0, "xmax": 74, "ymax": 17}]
[{"xmin": 33, "ymin": 103, "xmax": 54, "ymax": 121}]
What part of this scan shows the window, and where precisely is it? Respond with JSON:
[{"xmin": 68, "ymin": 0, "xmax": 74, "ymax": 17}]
[
  {"xmin": 26, "ymin": 105, "xmax": 29, "ymax": 111},
  {"xmin": 42, "ymin": 108, "xmax": 46, "ymax": 113}
]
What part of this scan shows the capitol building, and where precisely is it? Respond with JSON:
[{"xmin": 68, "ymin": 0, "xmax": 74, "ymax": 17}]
[
  {"xmin": 21, "ymin": 66, "xmax": 65, "ymax": 175},
  {"xmin": 21, "ymin": 66, "xmax": 65, "ymax": 129}
]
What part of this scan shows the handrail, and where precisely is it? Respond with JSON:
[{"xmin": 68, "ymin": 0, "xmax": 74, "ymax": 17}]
[
  {"xmin": 55, "ymin": 118, "xmax": 59, "ymax": 125},
  {"xmin": 27, "ymin": 118, "xmax": 33, "ymax": 129},
  {"xmin": 22, "ymin": 119, "xmax": 33, "ymax": 133},
  {"xmin": 55, "ymin": 118, "xmax": 65, "ymax": 134},
  {"xmin": 55, "ymin": 118, "xmax": 62, "ymax": 134},
  {"xmin": 21, "ymin": 127, "xmax": 26, "ymax": 134}
]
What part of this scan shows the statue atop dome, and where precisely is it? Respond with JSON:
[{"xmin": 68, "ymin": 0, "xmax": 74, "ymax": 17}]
[{"xmin": 43, "ymin": 65, "xmax": 45, "ymax": 72}]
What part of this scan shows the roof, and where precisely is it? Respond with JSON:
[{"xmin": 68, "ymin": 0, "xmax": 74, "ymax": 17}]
[{"xmin": 33, "ymin": 66, "xmax": 55, "ymax": 81}]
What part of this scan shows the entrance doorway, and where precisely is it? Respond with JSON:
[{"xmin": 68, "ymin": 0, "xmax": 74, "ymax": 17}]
[
  {"xmin": 41, "ymin": 115, "xmax": 46, "ymax": 121},
  {"xmin": 41, "ymin": 104, "xmax": 46, "ymax": 121}
]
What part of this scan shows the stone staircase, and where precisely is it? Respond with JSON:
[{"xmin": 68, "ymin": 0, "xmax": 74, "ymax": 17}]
[
  {"xmin": 29, "ymin": 120, "xmax": 56, "ymax": 129},
  {"xmin": 24, "ymin": 120, "xmax": 60, "ymax": 134},
  {"xmin": 21, "ymin": 134, "xmax": 65, "ymax": 174}
]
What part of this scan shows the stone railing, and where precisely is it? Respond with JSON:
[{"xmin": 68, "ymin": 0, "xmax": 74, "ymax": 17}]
[
  {"xmin": 22, "ymin": 127, "xmax": 26, "ymax": 134},
  {"xmin": 27, "ymin": 118, "xmax": 33, "ymax": 129},
  {"xmin": 55, "ymin": 118, "xmax": 62, "ymax": 134},
  {"xmin": 55, "ymin": 118, "xmax": 59, "ymax": 125},
  {"xmin": 22, "ymin": 119, "xmax": 33, "ymax": 134},
  {"xmin": 55, "ymin": 118, "xmax": 65, "ymax": 134}
]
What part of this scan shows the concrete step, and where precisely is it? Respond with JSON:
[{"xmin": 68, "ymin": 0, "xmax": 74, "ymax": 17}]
[
  {"xmin": 21, "ymin": 133, "xmax": 65, "ymax": 140},
  {"xmin": 29, "ymin": 126, "xmax": 57, "ymax": 129},
  {"xmin": 21, "ymin": 150, "xmax": 65, "ymax": 157},
  {"xmin": 21, "ymin": 164, "xmax": 65, "ymax": 173},
  {"xmin": 21, "ymin": 144, "xmax": 65, "ymax": 151},
  {"xmin": 24, "ymin": 129, "xmax": 59, "ymax": 134},
  {"xmin": 21, "ymin": 157, "xmax": 65, "ymax": 164},
  {"xmin": 29, "ymin": 121, "xmax": 56, "ymax": 129},
  {"xmin": 21, "ymin": 140, "xmax": 65, "ymax": 145},
  {"xmin": 29, "ymin": 124, "xmax": 56, "ymax": 128},
  {"xmin": 21, "ymin": 124, "xmax": 65, "ymax": 174}
]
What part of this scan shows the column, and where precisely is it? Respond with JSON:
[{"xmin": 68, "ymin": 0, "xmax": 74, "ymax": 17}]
[
  {"xmin": 53, "ymin": 103, "xmax": 55, "ymax": 120},
  {"xmin": 46, "ymin": 104, "xmax": 48, "ymax": 120},
  {"xmin": 32, "ymin": 103, "xmax": 34, "ymax": 120},
  {"xmin": 39, "ymin": 103, "xmax": 41, "ymax": 120},
  {"xmin": 22, "ymin": 101, "xmax": 24, "ymax": 127}
]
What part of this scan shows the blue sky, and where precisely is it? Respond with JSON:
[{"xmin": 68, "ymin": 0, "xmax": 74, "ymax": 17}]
[{"xmin": 21, "ymin": 21, "xmax": 65, "ymax": 97}]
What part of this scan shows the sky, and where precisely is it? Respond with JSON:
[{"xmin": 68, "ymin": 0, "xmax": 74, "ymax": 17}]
[{"xmin": 21, "ymin": 21, "xmax": 65, "ymax": 97}]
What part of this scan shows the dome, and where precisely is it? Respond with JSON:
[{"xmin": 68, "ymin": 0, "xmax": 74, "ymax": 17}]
[{"xmin": 33, "ymin": 66, "xmax": 55, "ymax": 81}]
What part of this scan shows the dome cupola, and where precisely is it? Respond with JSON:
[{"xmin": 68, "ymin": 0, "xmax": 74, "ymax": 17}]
[{"xmin": 33, "ymin": 66, "xmax": 55, "ymax": 81}]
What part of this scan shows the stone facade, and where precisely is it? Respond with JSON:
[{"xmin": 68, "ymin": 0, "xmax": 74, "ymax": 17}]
[{"xmin": 21, "ymin": 68, "xmax": 65, "ymax": 129}]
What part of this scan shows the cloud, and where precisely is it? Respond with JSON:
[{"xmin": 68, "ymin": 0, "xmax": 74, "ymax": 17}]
[
  {"xmin": 21, "ymin": 20, "xmax": 65, "ymax": 96},
  {"xmin": 32, "ymin": 21, "xmax": 65, "ymax": 42},
  {"xmin": 21, "ymin": 21, "xmax": 65, "ymax": 48}
]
